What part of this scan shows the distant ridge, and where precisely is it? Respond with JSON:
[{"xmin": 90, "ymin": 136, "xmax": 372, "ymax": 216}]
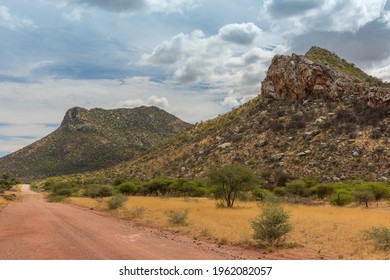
[{"xmin": 0, "ymin": 106, "xmax": 191, "ymax": 181}]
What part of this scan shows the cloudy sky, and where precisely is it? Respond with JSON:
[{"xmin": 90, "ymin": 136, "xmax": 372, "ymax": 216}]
[{"xmin": 1, "ymin": 0, "xmax": 390, "ymax": 157}]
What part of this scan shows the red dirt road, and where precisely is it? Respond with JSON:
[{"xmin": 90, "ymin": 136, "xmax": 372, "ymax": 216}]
[{"xmin": 0, "ymin": 185, "xmax": 242, "ymax": 260}]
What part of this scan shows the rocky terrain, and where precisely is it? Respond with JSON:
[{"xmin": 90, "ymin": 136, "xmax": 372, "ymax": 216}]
[
  {"xmin": 262, "ymin": 46, "xmax": 389, "ymax": 107},
  {"xmin": 73, "ymin": 47, "xmax": 389, "ymax": 185},
  {"xmin": 0, "ymin": 106, "xmax": 191, "ymax": 181}
]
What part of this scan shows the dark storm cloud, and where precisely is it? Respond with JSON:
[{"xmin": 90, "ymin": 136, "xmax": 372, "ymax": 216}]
[
  {"xmin": 290, "ymin": 20, "xmax": 390, "ymax": 67},
  {"xmin": 265, "ymin": 0, "xmax": 322, "ymax": 18}
]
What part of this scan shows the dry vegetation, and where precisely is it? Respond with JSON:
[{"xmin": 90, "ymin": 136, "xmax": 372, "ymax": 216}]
[
  {"xmin": 0, "ymin": 196, "xmax": 7, "ymax": 210},
  {"xmin": 67, "ymin": 196, "xmax": 390, "ymax": 259}
]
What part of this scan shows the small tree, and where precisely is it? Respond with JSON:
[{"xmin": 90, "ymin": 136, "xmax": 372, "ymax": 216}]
[
  {"xmin": 116, "ymin": 182, "xmax": 138, "ymax": 195},
  {"xmin": 354, "ymin": 189, "xmax": 375, "ymax": 208},
  {"xmin": 362, "ymin": 182, "xmax": 390, "ymax": 206},
  {"xmin": 252, "ymin": 203, "xmax": 292, "ymax": 250},
  {"xmin": 207, "ymin": 163, "xmax": 257, "ymax": 208},
  {"xmin": 311, "ymin": 184, "xmax": 335, "ymax": 202}
]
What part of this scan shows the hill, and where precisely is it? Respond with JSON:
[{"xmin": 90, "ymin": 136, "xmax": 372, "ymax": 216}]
[
  {"xmin": 70, "ymin": 47, "xmax": 389, "ymax": 185},
  {"xmin": 0, "ymin": 106, "xmax": 191, "ymax": 181}
]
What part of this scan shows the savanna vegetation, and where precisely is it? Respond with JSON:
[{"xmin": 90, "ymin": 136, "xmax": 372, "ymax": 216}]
[
  {"xmin": 0, "ymin": 173, "xmax": 20, "ymax": 208},
  {"xmin": 34, "ymin": 163, "xmax": 390, "ymax": 259}
]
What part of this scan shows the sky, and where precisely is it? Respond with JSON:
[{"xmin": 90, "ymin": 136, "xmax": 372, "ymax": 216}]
[{"xmin": 1, "ymin": 0, "xmax": 390, "ymax": 157}]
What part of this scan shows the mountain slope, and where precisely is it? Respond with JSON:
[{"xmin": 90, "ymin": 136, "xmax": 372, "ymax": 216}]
[
  {"xmin": 0, "ymin": 106, "xmax": 191, "ymax": 181},
  {"xmin": 74, "ymin": 47, "xmax": 389, "ymax": 184}
]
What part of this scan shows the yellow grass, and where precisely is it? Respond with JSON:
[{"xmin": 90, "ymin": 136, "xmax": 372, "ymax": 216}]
[
  {"xmin": 67, "ymin": 196, "xmax": 390, "ymax": 259},
  {"xmin": 0, "ymin": 187, "xmax": 22, "ymax": 209},
  {"xmin": 0, "ymin": 196, "xmax": 7, "ymax": 210}
]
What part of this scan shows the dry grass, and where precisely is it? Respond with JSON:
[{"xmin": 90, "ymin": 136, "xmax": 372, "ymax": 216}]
[
  {"xmin": 0, "ymin": 196, "xmax": 7, "ymax": 210},
  {"xmin": 67, "ymin": 196, "xmax": 390, "ymax": 259}
]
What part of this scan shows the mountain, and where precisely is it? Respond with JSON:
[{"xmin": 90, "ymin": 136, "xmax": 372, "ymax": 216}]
[
  {"xmin": 72, "ymin": 47, "xmax": 389, "ymax": 185},
  {"xmin": 0, "ymin": 106, "xmax": 191, "ymax": 181}
]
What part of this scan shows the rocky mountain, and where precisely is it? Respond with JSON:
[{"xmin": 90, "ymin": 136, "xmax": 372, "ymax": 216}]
[
  {"xmin": 262, "ymin": 46, "xmax": 389, "ymax": 107},
  {"xmin": 0, "ymin": 106, "xmax": 191, "ymax": 181},
  {"xmin": 73, "ymin": 47, "xmax": 389, "ymax": 185}
]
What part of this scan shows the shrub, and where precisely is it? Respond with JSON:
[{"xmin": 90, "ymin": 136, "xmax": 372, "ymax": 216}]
[
  {"xmin": 363, "ymin": 226, "xmax": 390, "ymax": 250},
  {"xmin": 311, "ymin": 184, "xmax": 335, "ymax": 201},
  {"xmin": 285, "ymin": 180, "xmax": 312, "ymax": 200},
  {"xmin": 329, "ymin": 189, "xmax": 353, "ymax": 206},
  {"xmin": 167, "ymin": 209, "xmax": 189, "ymax": 226},
  {"xmin": 112, "ymin": 178, "xmax": 125, "ymax": 186},
  {"xmin": 116, "ymin": 182, "xmax": 138, "ymax": 195},
  {"xmin": 141, "ymin": 178, "xmax": 173, "ymax": 196},
  {"xmin": 251, "ymin": 203, "xmax": 292, "ymax": 250},
  {"xmin": 47, "ymin": 182, "xmax": 75, "ymax": 200},
  {"xmin": 83, "ymin": 185, "xmax": 114, "ymax": 198},
  {"xmin": 360, "ymin": 182, "xmax": 390, "ymax": 206},
  {"xmin": 274, "ymin": 187, "xmax": 287, "ymax": 197},
  {"xmin": 252, "ymin": 188, "xmax": 274, "ymax": 201},
  {"xmin": 127, "ymin": 207, "xmax": 146, "ymax": 219},
  {"xmin": 107, "ymin": 194, "xmax": 127, "ymax": 210}
]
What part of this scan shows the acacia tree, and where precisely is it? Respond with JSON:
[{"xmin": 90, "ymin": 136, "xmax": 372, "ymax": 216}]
[{"xmin": 207, "ymin": 163, "xmax": 257, "ymax": 208}]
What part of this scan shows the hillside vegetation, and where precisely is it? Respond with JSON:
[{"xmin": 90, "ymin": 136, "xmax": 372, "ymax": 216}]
[{"xmin": 0, "ymin": 106, "xmax": 191, "ymax": 181}]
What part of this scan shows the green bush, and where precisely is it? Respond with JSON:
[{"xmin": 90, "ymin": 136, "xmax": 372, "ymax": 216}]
[
  {"xmin": 285, "ymin": 180, "xmax": 312, "ymax": 201},
  {"xmin": 47, "ymin": 182, "xmax": 75, "ymax": 199},
  {"xmin": 360, "ymin": 182, "xmax": 390, "ymax": 206},
  {"xmin": 274, "ymin": 187, "xmax": 287, "ymax": 197},
  {"xmin": 167, "ymin": 209, "xmax": 189, "ymax": 226},
  {"xmin": 107, "ymin": 194, "xmax": 127, "ymax": 210},
  {"xmin": 363, "ymin": 226, "xmax": 390, "ymax": 250},
  {"xmin": 329, "ymin": 189, "xmax": 353, "ymax": 206},
  {"xmin": 252, "ymin": 188, "xmax": 274, "ymax": 201},
  {"xmin": 311, "ymin": 184, "xmax": 335, "ymax": 201},
  {"xmin": 116, "ymin": 182, "xmax": 138, "ymax": 195},
  {"xmin": 83, "ymin": 185, "xmax": 114, "ymax": 198},
  {"xmin": 251, "ymin": 203, "xmax": 292, "ymax": 250}
]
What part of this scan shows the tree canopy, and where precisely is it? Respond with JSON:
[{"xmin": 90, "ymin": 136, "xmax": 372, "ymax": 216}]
[{"xmin": 207, "ymin": 163, "xmax": 257, "ymax": 208}]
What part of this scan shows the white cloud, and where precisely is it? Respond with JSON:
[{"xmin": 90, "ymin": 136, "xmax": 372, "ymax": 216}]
[
  {"xmin": 222, "ymin": 96, "xmax": 241, "ymax": 107},
  {"xmin": 120, "ymin": 95, "xmax": 169, "ymax": 109},
  {"xmin": 368, "ymin": 64, "xmax": 390, "ymax": 81},
  {"xmin": 147, "ymin": 95, "xmax": 169, "ymax": 108},
  {"xmin": 262, "ymin": 0, "xmax": 387, "ymax": 34},
  {"xmin": 146, "ymin": 0, "xmax": 200, "ymax": 13},
  {"xmin": 120, "ymin": 99, "xmax": 145, "ymax": 108},
  {"xmin": 140, "ymin": 23, "xmax": 281, "ymax": 106},
  {"xmin": 380, "ymin": 10, "xmax": 390, "ymax": 28},
  {"xmin": 0, "ymin": 5, "xmax": 37, "ymax": 29},
  {"xmin": 219, "ymin": 23, "xmax": 262, "ymax": 45}
]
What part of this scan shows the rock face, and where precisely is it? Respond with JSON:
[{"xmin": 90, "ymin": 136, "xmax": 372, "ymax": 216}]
[{"xmin": 261, "ymin": 48, "xmax": 390, "ymax": 108}]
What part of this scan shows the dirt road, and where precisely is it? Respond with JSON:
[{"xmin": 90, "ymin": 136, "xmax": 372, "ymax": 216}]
[{"xmin": 0, "ymin": 185, "xmax": 243, "ymax": 260}]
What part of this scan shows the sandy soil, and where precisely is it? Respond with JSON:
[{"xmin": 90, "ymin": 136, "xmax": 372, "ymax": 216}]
[{"xmin": 0, "ymin": 185, "xmax": 328, "ymax": 260}]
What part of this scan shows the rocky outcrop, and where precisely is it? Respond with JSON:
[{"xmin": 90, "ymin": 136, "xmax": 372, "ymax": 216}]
[{"xmin": 261, "ymin": 52, "xmax": 390, "ymax": 108}]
